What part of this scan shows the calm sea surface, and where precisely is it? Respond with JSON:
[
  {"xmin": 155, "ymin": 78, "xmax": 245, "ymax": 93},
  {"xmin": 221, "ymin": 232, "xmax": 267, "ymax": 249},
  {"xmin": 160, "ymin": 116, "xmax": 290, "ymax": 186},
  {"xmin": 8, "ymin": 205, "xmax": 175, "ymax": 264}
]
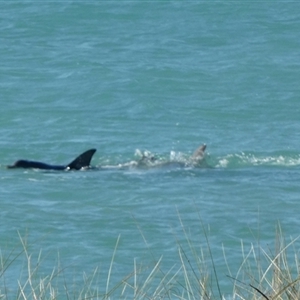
[{"xmin": 1, "ymin": 1, "xmax": 300, "ymax": 298}]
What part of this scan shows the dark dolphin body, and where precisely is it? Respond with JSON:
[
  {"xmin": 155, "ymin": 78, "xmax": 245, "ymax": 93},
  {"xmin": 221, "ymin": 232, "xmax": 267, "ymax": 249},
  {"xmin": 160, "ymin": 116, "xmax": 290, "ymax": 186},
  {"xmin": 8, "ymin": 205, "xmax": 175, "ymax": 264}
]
[{"xmin": 7, "ymin": 149, "xmax": 97, "ymax": 171}]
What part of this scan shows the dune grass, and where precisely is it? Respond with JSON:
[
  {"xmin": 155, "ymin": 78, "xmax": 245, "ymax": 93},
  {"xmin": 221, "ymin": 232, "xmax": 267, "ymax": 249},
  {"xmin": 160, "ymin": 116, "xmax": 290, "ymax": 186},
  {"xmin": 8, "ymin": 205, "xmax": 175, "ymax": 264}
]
[{"xmin": 0, "ymin": 221, "xmax": 300, "ymax": 299}]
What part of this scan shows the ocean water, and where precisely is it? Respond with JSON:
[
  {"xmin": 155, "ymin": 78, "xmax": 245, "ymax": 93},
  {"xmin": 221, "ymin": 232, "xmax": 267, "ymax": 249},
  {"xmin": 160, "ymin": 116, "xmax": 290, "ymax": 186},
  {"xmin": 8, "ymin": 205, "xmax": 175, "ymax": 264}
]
[{"xmin": 1, "ymin": 1, "xmax": 300, "ymax": 298}]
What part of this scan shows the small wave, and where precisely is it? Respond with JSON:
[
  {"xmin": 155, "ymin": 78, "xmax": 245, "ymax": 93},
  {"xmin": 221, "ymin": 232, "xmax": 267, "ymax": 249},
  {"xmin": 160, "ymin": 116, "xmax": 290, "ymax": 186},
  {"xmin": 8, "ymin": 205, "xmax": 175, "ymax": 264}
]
[{"xmin": 214, "ymin": 152, "xmax": 300, "ymax": 168}]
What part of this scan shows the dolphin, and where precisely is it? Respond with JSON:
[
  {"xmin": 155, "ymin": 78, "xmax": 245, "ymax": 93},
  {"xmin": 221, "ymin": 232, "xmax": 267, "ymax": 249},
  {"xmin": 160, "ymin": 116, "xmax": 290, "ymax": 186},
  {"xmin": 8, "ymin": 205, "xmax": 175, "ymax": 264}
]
[
  {"xmin": 134, "ymin": 144, "xmax": 207, "ymax": 168},
  {"xmin": 190, "ymin": 144, "xmax": 206, "ymax": 165},
  {"xmin": 7, "ymin": 149, "xmax": 97, "ymax": 171}
]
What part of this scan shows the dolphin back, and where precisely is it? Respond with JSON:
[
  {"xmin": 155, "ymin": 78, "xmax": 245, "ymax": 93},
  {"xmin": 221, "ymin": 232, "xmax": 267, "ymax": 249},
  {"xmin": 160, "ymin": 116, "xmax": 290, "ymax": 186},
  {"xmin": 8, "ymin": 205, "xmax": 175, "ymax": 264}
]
[
  {"xmin": 7, "ymin": 148, "xmax": 97, "ymax": 170},
  {"xmin": 7, "ymin": 160, "xmax": 65, "ymax": 170},
  {"xmin": 66, "ymin": 149, "xmax": 97, "ymax": 170}
]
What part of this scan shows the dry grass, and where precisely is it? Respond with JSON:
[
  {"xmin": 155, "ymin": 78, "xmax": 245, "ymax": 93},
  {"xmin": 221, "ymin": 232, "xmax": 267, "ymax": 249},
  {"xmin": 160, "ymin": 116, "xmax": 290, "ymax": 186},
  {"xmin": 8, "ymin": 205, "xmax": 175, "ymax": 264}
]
[
  {"xmin": 0, "ymin": 221, "xmax": 300, "ymax": 299},
  {"xmin": 229, "ymin": 225, "xmax": 300, "ymax": 300}
]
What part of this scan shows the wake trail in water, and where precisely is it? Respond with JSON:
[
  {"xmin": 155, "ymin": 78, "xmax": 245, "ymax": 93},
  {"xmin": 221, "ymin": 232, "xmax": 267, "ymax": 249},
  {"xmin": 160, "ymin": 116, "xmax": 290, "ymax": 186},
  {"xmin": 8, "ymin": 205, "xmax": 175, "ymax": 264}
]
[{"xmin": 211, "ymin": 152, "xmax": 300, "ymax": 169}]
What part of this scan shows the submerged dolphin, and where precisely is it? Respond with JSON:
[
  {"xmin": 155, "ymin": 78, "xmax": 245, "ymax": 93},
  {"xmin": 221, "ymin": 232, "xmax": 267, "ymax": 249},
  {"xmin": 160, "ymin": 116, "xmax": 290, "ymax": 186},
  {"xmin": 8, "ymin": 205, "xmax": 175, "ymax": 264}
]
[
  {"xmin": 134, "ymin": 144, "xmax": 207, "ymax": 168},
  {"xmin": 7, "ymin": 149, "xmax": 97, "ymax": 171}
]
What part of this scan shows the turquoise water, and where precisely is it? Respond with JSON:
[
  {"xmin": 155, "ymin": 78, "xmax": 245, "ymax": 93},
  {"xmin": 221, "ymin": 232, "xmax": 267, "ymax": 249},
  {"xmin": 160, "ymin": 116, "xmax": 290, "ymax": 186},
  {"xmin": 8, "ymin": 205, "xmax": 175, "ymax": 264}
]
[{"xmin": 1, "ymin": 1, "xmax": 300, "ymax": 298}]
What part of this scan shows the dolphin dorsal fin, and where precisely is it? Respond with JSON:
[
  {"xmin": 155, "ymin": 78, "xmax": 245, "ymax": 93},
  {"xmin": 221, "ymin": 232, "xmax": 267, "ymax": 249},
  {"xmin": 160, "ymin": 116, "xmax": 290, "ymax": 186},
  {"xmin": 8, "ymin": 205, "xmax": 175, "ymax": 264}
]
[
  {"xmin": 191, "ymin": 144, "xmax": 206, "ymax": 162},
  {"xmin": 67, "ymin": 149, "xmax": 97, "ymax": 170}
]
